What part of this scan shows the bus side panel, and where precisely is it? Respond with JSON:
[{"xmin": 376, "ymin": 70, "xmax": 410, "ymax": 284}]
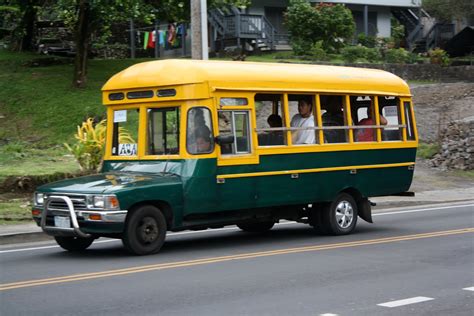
[{"xmin": 252, "ymin": 148, "xmax": 415, "ymax": 207}]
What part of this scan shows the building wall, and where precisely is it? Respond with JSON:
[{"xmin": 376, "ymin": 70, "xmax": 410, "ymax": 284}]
[
  {"xmin": 246, "ymin": 0, "xmax": 288, "ymax": 15},
  {"xmin": 312, "ymin": 0, "xmax": 420, "ymax": 7}
]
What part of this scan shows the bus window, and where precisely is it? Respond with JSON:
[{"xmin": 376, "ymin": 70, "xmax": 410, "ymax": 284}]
[
  {"xmin": 218, "ymin": 110, "xmax": 251, "ymax": 155},
  {"xmin": 187, "ymin": 107, "xmax": 214, "ymax": 155},
  {"xmin": 255, "ymin": 94, "xmax": 286, "ymax": 146},
  {"xmin": 353, "ymin": 96, "xmax": 377, "ymax": 143},
  {"xmin": 379, "ymin": 96, "xmax": 402, "ymax": 141},
  {"xmin": 288, "ymin": 94, "xmax": 317, "ymax": 145},
  {"xmin": 147, "ymin": 107, "xmax": 180, "ymax": 155},
  {"xmin": 320, "ymin": 95, "xmax": 348, "ymax": 143},
  {"xmin": 404, "ymin": 101, "xmax": 416, "ymax": 141},
  {"xmin": 112, "ymin": 108, "xmax": 139, "ymax": 156}
]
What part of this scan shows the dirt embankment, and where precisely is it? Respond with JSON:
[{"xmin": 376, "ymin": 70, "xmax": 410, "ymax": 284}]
[
  {"xmin": 411, "ymin": 82, "xmax": 474, "ymax": 143},
  {"xmin": 410, "ymin": 82, "xmax": 474, "ymax": 192}
]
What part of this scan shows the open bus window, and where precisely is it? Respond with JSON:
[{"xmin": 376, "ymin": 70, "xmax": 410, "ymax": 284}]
[
  {"xmin": 404, "ymin": 101, "xmax": 416, "ymax": 141},
  {"xmin": 254, "ymin": 94, "xmax": 286, "ymax": 146},
  {"xmin": 320, "ymin": 95, "xmax": 348, "ymax": 143},
  {"xmin": 379, "ymin": 96, "xmax": 402, "ymax": 141},
  {"xmin": 112, "ymin": 109, "xmax": 139, "ymax": 156},
  {"xmin": 353, "ymin": 96, "xmax": 377, "ymax": 143},
  {"xmin": 288, "ymin": 94, "xmax": 318, "ymax": 145},
  {"xmin": 147, "ymin": 107, "xmax": 180, "ymax": 155},
  {"xmin": 218, "ymin": 110, "xmax": 251, "ymax": 155},
  {"xmin": 187, "ymin": 107, "xmax": 214, "ymax": 155}
]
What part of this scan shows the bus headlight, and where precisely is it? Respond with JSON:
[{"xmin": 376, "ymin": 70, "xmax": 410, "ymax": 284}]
[
  {"xmin": 34, "ymin": 192, "xmax": 44, "ymax": 206},
  {"xmin": 92, "ymin": 195, "xmax": 120, "ymax": 210}
]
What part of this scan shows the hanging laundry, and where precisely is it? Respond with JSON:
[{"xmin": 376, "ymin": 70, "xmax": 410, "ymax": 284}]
[
  {"xmin": 143, "ymin": 32, "xmax": 149, "ymax": 49},
  {"xmin": 147, "ymin": 30, "xmax": 156, "ymax": 49},
  {"xmin": 167, "ymin": 23, "xmax": 176, "ymax": 44},
  {"xmin": 159, "ymin": 30, "xmax": 165, "ymax": 46}
]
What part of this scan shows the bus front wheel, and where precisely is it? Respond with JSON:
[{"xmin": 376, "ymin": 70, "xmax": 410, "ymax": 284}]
[
  {"xmin": 320, "ymin": 193, "xmax": 358, "ymax": 235},
  {"xmin": 122, "ymin": 205, "xmax": 167, "ymax": 255}
]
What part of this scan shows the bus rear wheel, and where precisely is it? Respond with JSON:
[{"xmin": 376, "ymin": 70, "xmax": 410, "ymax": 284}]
[
  {"xmin": 319, "ymin": 193, "xmax": 358, "ymax": 235},
  {"xmin": 237, "ymin": 221, "xmax": 274, "ymax": 233},
  {"xmin": 54, "ymin": 236, "xmax": 94, "ymax": 252},
  {"xmin": 122, "ymin": 205, "xmax": 167, "ymax": 255}
]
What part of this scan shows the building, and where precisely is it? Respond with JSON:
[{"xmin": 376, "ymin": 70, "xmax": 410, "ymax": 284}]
[{"xmin": 208, "ymin": 0, "xmax": 433, "ymax": 52}]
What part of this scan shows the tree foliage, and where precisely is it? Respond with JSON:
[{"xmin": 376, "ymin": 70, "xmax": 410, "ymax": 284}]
[
  {"xmin": 423, "ymin": 0, "xmax": 474, "ymax": 23},
  {"xmin": 285, "ymin": 0, "xmax": 355, "ymax": 55}
]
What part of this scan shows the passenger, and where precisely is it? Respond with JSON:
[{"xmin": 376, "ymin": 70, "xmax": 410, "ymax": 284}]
[
  {"xmin": 194, "ymin": 127, "xmax": 212, "ymax": 153},
  {"xmin": 322, "ymin": 96, "xmax": 344, "ymax": 126},
  {"xmin": 322, "ymin": 96, "xmax": 345, "ymax": 143},
  {"xmin": 356, "ymin": 105, "xmax": 388, "ymax": 142},
  {"xmin": 267, "ymin": 114, "xmax": 284, "ymax": 145},
  {"xmin": 290, "ymin": 98, "xmax": 315, "ymax": 144},
  {"xmin": 267, "ymin": 114, "xmax": 282, "ymax": 128}
]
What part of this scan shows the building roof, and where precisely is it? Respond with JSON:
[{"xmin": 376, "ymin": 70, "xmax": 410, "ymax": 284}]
[{"xmin": 102, "ymin": 59, "xmax": 411, "ymax": 96}]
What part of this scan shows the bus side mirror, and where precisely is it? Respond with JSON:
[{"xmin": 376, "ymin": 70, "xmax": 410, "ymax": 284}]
[{"xmin": 215, "ymin": 135, "xmax": 234, "ymax": 145}]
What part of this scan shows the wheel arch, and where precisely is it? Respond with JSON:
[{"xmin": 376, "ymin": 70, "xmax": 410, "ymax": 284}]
[
  {"xmin": 127, "ymin": 200, "xmax": 174, "ymax": 229},
  {"xmin": 340, "ymin": 187, "xmax": 372, "ymax": 223}
]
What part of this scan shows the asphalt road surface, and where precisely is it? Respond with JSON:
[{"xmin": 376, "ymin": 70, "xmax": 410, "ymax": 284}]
[{"xmin": 1, "ymin": 203, "xmax": 473, "ymax": 316}]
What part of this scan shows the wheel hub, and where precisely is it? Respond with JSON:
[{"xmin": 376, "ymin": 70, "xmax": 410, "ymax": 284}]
[
  {"xmin": 335, "ymin": 200, "xmax": 354, "ymax": 229},
  {"xmin": 138, "ymin": 217, "xmax": 159, "ymax": 243}
]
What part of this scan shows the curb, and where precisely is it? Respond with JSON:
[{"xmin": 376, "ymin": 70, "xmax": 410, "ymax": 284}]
[{"xmin": 0, "ymin": 232, "xmax": 53, "ymax": 245}]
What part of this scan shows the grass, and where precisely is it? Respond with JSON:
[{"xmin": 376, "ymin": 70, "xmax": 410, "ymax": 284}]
[
  {"xmin": 452, "ymin": 170, "xmax": 474, "ymax": 180},
  {"xmin": 417, "ymin": 142, "xmax": 440, "ymax": 159},
  {"xmin": 0, "ymin": 50, "xmax": 151, "ymax": 145},
  {"xmin": 0, "ymin": 143, "xmax": 79, "ymax": 182},
  {"xmin": 0, "ymin": 194, "xmax": 33, "ymax": 224}
]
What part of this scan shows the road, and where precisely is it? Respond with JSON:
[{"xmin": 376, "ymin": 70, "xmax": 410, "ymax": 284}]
[{"xmin": 1, "ymin": 203, "xmax": 473, "ymax": 316}]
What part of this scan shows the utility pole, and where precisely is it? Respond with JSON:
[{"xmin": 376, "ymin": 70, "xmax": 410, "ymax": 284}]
[{"xmin": 191, "ymin": 0, "xmax": 208, "ymax": 60}]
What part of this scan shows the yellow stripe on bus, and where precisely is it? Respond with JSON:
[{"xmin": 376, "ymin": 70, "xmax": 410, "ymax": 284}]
[{"xmin": 217, "ymin": 162, "xmax": 415, "ymax": 180}]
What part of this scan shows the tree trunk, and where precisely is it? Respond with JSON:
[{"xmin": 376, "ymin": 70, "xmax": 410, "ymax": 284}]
[
  {"xmin": 73, "ymin": 0, "xmax": 91, "ymax": 88},
  {"xmin": 19, "ymin": 0, "xmax": 37, "ymax": 51}
]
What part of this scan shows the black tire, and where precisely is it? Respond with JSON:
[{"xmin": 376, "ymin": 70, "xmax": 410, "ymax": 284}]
[
  {"xmin": 319, "ymin": 193, "xmax": 358, "ymax": 235},
  {"xmin": 237, "ymin": 221, "xmax": 275, "ymax": 233},
  {"xmin": 54, "ymin": 236, "xmax": 94, "ymax": 252},
  {"xmin": 122, "ymin": 205, "xmax": 167, "ymax": 255}
]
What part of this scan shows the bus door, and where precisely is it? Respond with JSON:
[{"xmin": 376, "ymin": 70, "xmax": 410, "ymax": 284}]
[{"xmin": 215, "ymin": 94, "xmax": 259, "ymax": 211}]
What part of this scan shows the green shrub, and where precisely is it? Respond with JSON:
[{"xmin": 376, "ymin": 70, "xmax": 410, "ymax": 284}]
[
  {"xmin": 309, "ymin": 41, "xmax": 327, "ymax": 60},
  {"xmin": 357, "ymin": 33, "xmax": 377, "ymax": 48},
  {"xmin": 286, "ymin": 0, "xmax": 355, "ymax": 53},
  {"xmin": 64, "ymin": 118, "xmax": 106, "ymax": 172},
  {"xmin": 390, "ymin": 18, "xmax": 405, "ymax": 48},
  {"xmin": 341, "ymin": 45, "xmax": 381, "ymax": 63},
  {"xmin": 428, "ymin": 48, "xmax": 451, "ymax": 66},
  {"xmin": 417, "ymin": 142, "xmax": 440, "ymax": 159},
  {"xmin": 384, "ymin": 48, "xmax": 410, "ymax": 63},
  {"xmin": 64, "ymin": 118, "xmax": 134, "ymax": 172}
]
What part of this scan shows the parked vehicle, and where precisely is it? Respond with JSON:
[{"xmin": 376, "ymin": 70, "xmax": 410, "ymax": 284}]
[{"xmin": 32, "ymin": 60, "xmax": 418, "ymax": 255}]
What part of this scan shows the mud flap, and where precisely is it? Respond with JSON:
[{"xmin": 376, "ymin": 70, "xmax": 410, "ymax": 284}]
[{"xmin": 358, "ymin": 198, "xmax": 373, "ymax": 223}]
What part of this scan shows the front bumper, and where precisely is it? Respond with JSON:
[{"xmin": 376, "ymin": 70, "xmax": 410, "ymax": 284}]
[{"xmin": 33, "ymin": 195, "xmax": 128, "ymax": 237}]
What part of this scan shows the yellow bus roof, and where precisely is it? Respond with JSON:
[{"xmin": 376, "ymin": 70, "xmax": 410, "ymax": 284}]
[{"xmin": 102, "ymin": 59, "xmax": 411, "ymax": 96}]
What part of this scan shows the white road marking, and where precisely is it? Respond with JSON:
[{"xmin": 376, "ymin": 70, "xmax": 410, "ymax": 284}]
[
  {"xmin": 377, "ymin": 296, "xmax": 434, "ymax": 308},
  {"xmin": 463, "ymin": 287, "xmax": 474, "ymax": 291},
  {"xmin": 1, "ymin": 203, "xmax": 473, "ymax": 254},
  {"xmin": 320, "ymin": 313, "xmax": 339, "ymax": 316},
  {"xmin": 373, "ymin": 203, "xmax": 474, "ymax": 217}
]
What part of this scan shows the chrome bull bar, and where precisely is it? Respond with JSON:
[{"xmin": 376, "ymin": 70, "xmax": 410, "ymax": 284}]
[{"xmin": 41, "ymin": 195, "xmax": 91, "ymax": 238}]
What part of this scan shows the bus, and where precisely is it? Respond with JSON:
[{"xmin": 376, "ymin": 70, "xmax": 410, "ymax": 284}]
[{"xmin": 32, "ymin": 59, "xmax": 418, "ymax": 255}]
